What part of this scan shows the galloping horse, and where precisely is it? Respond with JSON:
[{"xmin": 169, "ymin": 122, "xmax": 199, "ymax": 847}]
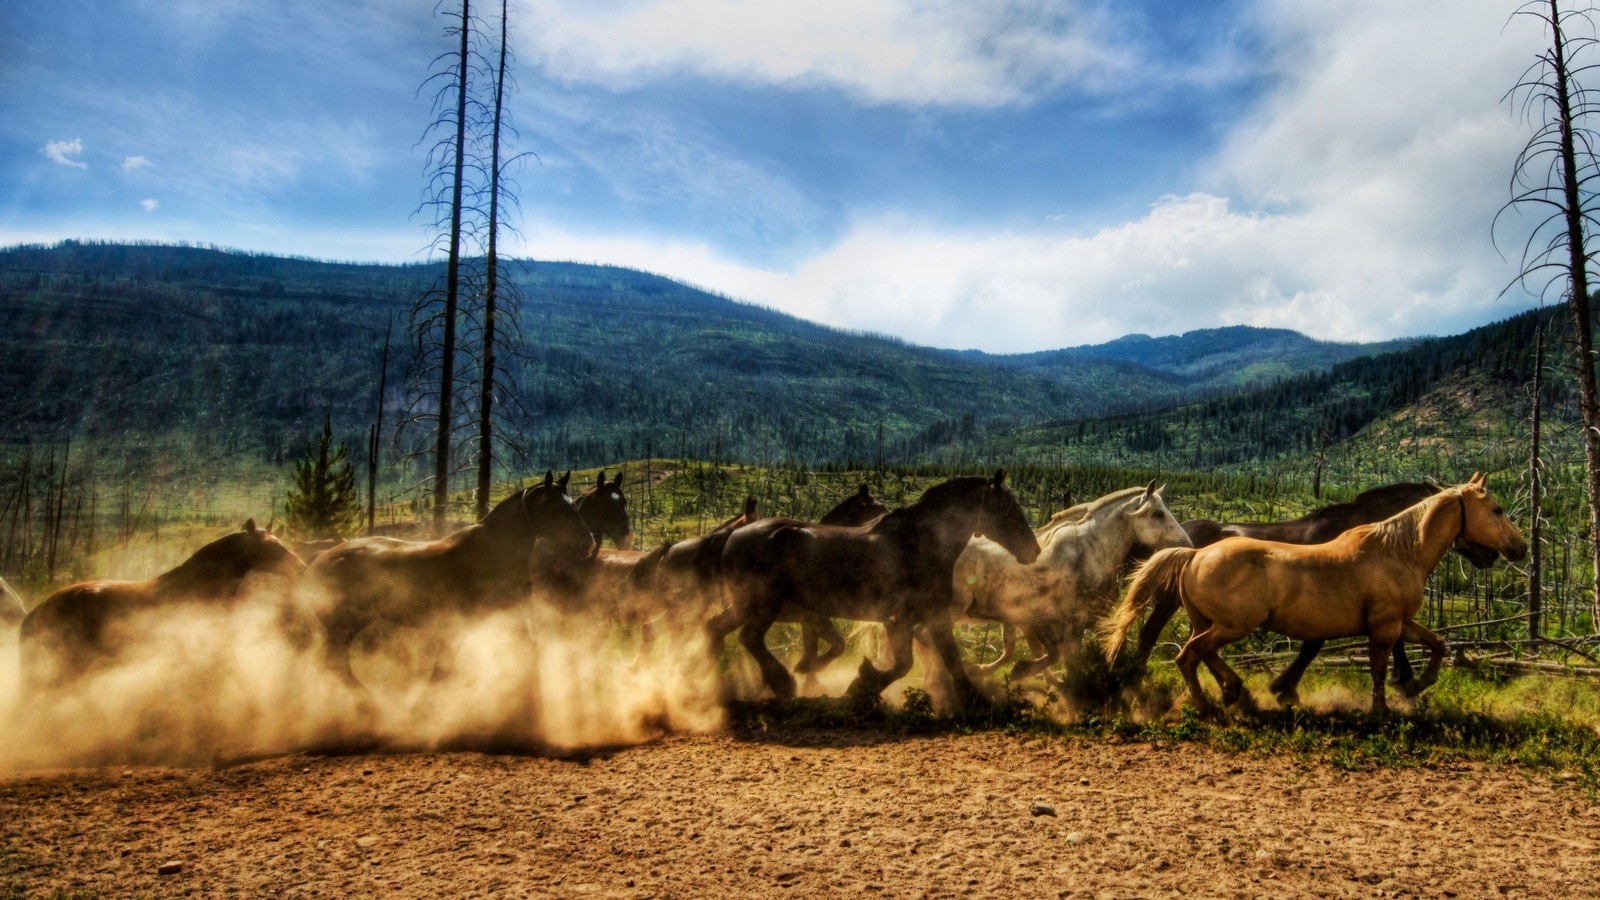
[
  {"xmin": 575, "ymin": 470, "xmax": 633, "ymax": 550},
  {"xmin": 20, "ymin": 520, "xmax": 306, "ymax": 688},
  {"xmin": 718, "ymin": 472, "xmax": 1041, "ymax": 707},
  {"xmin": 1128, "ymin": 482, "xmax": 1501, "ymax": 704},
  {"xmin": 308, "ymin": 472, "xmax": 595, "ymax": 687},
  {"xmin": 952, "ymin": 482, "xmax": 1191, "ymax": 681},
  {"xmin": 1101, "ymin": 474, "xmax": 1527, "ymax": 719}
]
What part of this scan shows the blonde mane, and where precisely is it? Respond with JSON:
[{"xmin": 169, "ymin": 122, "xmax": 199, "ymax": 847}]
[
  {"xmin": 1367, "ymin": 489, "xmax": 1456, "ymax": 561},
  {"xmin": 1037, "ymin": 486, "xmax": 1150, "ymax": 541}
]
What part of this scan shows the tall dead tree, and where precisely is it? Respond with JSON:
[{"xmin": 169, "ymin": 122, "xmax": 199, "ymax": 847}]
[
  {"xmin": 409, "ymin": 0, "xmax": 479, "ymax": 535},
  {"xmin": 476, "ymin": 0, "xmax": 510, "ymax": 521},
  {"xmin": 1503, "ymin": 0, "xmax": 1600, "ymax": 624}
]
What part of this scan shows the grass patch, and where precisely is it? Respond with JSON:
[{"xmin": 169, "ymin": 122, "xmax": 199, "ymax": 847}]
[{"xmin": 721, "ymin": 666, "xmax": 1600, "ymax": 793}]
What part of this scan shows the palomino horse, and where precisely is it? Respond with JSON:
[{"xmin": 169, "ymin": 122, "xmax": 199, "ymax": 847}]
[
  {"xmin": 575, "ymin": 470, "xmax": 633, "ymax": 550},
  {"xmin": 1101, "ymin": 474, "xmax": 1527, "ymax": 719},
  {"xmin": 20, "ymin": 520, "xmax": 306, "ymax": 688},
  {"xmin": 718, "ymin": 472, "xmax": 1041, "ymax": 707},
  {"xmin": 1128, "ymin": 482, "xmax": 1501, "ymax": 704},
  {"xmin": 951, "ymin": 482, "xmax": 1191, "ymax": 681},
  {"xmin": 308, "ymin": 472, "xmax": 596, "ymax": 687}
]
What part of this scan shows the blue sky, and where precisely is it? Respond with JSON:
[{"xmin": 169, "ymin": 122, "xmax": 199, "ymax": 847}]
[{"xmin": 0, "ymin": 0, "xmax": 1561, "ymax": 352}]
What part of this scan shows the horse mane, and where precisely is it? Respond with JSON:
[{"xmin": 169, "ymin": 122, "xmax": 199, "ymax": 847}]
[
  {"xmin": 1298, "ymin": 482, "xmax": 1438, "ymax": 526},
  {"xmin": 1367, "ymin": 489, "xmax": 1454, "ymax": 561},
  {"xmin": 1037, "ymin": 487, "xmax": 1148, "ymax": 540}
]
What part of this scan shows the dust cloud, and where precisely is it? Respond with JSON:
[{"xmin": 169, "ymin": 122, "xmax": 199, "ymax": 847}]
[{"xmin": 0, "ymin": 572, "xmax": 730, "ymax": 771}]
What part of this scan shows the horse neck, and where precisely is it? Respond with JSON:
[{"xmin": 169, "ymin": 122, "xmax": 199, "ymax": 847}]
[
  {"xmin": 890, "ymin": 483, "xmax": 986, "ymax": 560},
  {"xmin": 154, "ymin": 547, "xmax": 246, "ymax": 600},
  {"xmin": 1043, "ymin": 500, "xmax": 1140, "ymax": 571},
  {"xmin": 1371, "ymin": 492, "xmax": 1461, "ymax": 570}
]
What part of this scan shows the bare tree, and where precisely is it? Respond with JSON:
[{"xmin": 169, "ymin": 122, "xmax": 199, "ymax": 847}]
[
  {"xmin": 1501, "ymin": 0, "xmax": 1600, "ymax": 623},
  {"xmin": 409, "ymin": 0, "xmax": 481, "ymax": 535}
]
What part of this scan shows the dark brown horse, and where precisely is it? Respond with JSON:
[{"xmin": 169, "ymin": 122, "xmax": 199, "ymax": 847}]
[
  {"xmin": 717, "ymin": 471, "xmax": 1041, "ymax": 707},
  {"xmin": 20, "ymin": 520, "xmax": 306, "ymax": 688},
  {"xmin": 1129, "ymin": 482, "xmax": 1500, "ymax": 704},
  {"xmin": 575, "ymin": 470, "xmax": 633, "ymax": 550},
  {"xmin": 308, "ymin": 472, "xmax": 595, "ymax": 687},
  {"xmin": 791, "ymin": 484, "xmax": 892, "ymax": 674}
]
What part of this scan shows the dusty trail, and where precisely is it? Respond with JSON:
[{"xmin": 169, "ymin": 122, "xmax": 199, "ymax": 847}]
[{"xmin": 3, "ymin": 726, "xmax": 1597, "ymax": 898}]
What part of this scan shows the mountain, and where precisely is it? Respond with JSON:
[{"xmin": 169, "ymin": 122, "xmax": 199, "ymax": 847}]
[
  {"xmin": 960, "ymin": 306, "xmax": 1568, "ymax": 482},
  {"xmin": 0, "ymin": 241, "xmax": 1431, "ymax": 474},
  {"xmin": 953, "ymin": 325, "xmax": 1419, "ymax": 390}
]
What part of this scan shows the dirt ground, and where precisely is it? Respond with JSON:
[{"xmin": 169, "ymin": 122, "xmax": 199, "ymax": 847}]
[{"xmin": 2, "ymin": 724, "xmax": 1597, "ymax": 899}]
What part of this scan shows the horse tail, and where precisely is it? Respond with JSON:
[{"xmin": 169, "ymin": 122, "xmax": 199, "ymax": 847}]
[{"xmin": 1100, "ymin": 546, "xmax": 1196, "ymax": 664}]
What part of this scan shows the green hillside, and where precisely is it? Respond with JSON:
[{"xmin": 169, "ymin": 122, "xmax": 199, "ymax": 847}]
[{"xmin": 0, "ymin": 241, "xmax": 1392, "ymax": 471}]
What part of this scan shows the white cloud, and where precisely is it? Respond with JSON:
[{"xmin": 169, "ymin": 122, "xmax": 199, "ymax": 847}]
[
  {"xmin": 509, "ymin": 0, "xmax": 1549, "ymax": 351},
  {"xmin": 520, "ymin": 0, "xmax": 1137, "ymax": 107},
  {"xmin": 42, "ymin": 138, "xmax": 88, "ymax": 169},
  {"xmin": 140, "ymin": 199, "xmax": 160, "ymax": 212},
  {"xmin": 123, "ymin": 156, "xmax": 153, "ymax": 172}
]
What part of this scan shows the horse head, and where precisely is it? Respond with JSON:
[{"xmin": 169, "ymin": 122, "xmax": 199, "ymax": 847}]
[
  {"xmin": 232, "ymin": 518, "xmax": 308, "ymax": 579},
  {"xmin": 577, "ymin": 470, "xmax": 634, "ymax": 550},
  {"xmin": 1455, "ymin": 472, "xmax": 1528, "ymax": 568},
  {"xmin": 1126, "ymin": 481, "xmax": 1194, "ymax": 552},
  {"xmin": 525, "ymin": 474, "xmax": 598, "ymax": 561},
  {"xmin": 820, "ymin": 483, "xmax": 890, "ymax": 526},
  {"xmin": 975, "ymin": 470, "xmax": 1041, "ymax": 565}
]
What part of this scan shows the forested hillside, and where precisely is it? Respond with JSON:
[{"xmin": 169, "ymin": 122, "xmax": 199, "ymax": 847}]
[
  {"xmin": 0, "ymin": 241, "xmax": 1397, "ymax": 472},
  {"xmin": 958, "ymin": 306, "xmax": 1569, "ymax": 487}
]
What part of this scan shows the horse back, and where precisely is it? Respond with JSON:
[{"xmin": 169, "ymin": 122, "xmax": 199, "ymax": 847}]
[{"xmin": 722, "ymin": 518, "xmax": 902, "ymax": 620}]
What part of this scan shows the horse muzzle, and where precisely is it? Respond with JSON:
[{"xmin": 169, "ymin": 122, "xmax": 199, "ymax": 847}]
[{"xmin": 1454, "ymin": 538, "xmax": 1502, "ymax": 570}]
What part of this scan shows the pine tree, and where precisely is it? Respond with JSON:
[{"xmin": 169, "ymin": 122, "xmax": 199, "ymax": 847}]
[{"xmin": 285, "ymin": 417, "xmax": 362, "ymax": 540}]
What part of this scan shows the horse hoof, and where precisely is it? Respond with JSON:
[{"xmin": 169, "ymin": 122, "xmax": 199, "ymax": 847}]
[{"xmin": 1273, "ymin": 690, "xmax": 1301, "ymax": 708}]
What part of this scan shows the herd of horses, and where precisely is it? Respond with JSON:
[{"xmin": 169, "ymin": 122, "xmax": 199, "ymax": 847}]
[{"xmin": 11, "ymin": 467, "xmax": 1528, "ymax": 721}]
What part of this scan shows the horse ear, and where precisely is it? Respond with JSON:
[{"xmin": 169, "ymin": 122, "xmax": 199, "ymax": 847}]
[
  {"xmin": 1144, "ymin": 479, "xmax": 1157, "ymax": 497},
  {"xmin": 596, "ymin": 471, "xmax": 607, "ymax": 487},
  {"xmin": 243, "ymin": 518, "xmax": 259, "ymax": 536},
  {"xmin": 558, "ymin": 471, "xmax": 571, "ymax": 490},
  {"xmin": 543, "ymin": 470, "xmax": 554, "ymax": 488},
  {"xmin": 743, "ymin": 496, "xmax": 759, "ymax": 518},
  {"xmin": 991, "ymin": 469, "xmax": 1006, "ymax": 487},
  {"xmin": 1472, "ymin": 471, "xmax": 1485, "ymax": 488},
  {"xmin": 858, "ymin": 483, "xmax": 871, "ymax": 499}
]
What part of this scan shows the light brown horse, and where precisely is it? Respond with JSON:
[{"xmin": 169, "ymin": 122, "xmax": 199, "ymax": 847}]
[
  {"xmin": 20, "ymin": 520, "xmax": 306, "ymax": 689},
  {"xmin": 718, "ymin": 471, "xmax": 1041, "ymax": 708},
  {"xmin": 1101, "ymin": 474, "xmax": 1527, "ymax": 719},
  {"xmin": 308, "ymin": 472, "xmax": 596, "ymax": 688}
]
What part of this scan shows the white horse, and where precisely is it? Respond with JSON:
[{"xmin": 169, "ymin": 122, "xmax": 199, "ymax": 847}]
[{"xmin": 951, "ymin": 482, "xmax": 1191, "ymax": 681}]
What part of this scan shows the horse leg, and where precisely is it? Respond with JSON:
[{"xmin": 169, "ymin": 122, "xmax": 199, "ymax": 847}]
[
  {"xmin": 1397, "ymin": 621, "xmax": 1446, "ymax": 698},
  {"xmin": 1365, "ymin": 631, "xmax": 1399, "ymax": 721},
  {"xmin": 810, "ymin": 617, "xmax": 847, "ymax": 671},
  {"xmin": 321, "ymin": 617, "xmax": 366, "ymax": 691},
  {"xmin": 848, "ymin": 617, "xmax": 915, "ymax": 704},
  {"xmin": 1009, "ymin": 624, "xmax": 1061, "ymax": 682},
  {"xmin": 704, "ymin": 607, "xmax": 739, "ymax": 662},
  {"xmin": 793, "ymin": 613, "xmax": 845, "ymax": 675},
  {"xmin": 1127, "ymin": 588, "xmax": 1182, "ymax": 679},
  {"xmin": 1391, "ymin": 640, "xmax": 1416, "ymax": 688},
  {"xmin": 1174, "ymin": 633, "xmax": 1219, "ymax": 719},
  {"xmin": 977, "ymin": 623, "xmax": 1019, "ymax": 674},
  {"xmin": 1267, "ymin": 639, "xmax": 1325, "ymax": 707},
  {"xmin": 923, "ymin": 612, "xmax": 988, "ymax": 711},
  {"xmin": 738, "ymin": 611, "xmax": 796, "ymax": 701}
]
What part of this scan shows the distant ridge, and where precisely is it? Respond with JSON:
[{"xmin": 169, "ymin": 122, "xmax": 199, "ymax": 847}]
[{"xmin": 0, "ymin": 241, "xmax": 1433, "ymax": 470}]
